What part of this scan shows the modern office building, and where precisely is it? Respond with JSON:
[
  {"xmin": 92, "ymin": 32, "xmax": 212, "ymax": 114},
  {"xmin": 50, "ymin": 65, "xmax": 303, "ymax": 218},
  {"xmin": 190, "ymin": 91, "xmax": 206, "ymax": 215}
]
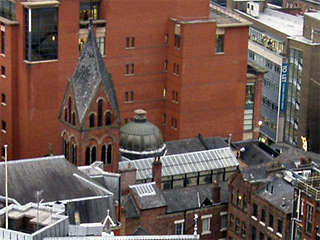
[
  {"xmin": 0, "ymin": 0, "xmax": 251, "ymax": 161},
  {"xmin": 227, "ymin": 1, "xmax": 320, "ymax": 152}
]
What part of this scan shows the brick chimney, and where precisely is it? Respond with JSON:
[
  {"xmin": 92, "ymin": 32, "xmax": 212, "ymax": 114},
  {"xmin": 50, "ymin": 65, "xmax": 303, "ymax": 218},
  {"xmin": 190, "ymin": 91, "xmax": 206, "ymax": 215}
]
[
  {"xmin": 152, "ymin": 156, "xmax": 162, "ymax": 189},
  {"xmin": 119, "ymin": 162, "xmax": 136, "ymax": 195},
  {"xmin": 212, "ymin": 180, "xmax": 221, "ymax": 204}
]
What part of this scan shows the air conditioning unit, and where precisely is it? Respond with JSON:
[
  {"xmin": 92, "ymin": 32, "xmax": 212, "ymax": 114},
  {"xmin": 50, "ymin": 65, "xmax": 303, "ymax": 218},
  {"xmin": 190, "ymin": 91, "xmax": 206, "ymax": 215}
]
[{"xmin": 246, "ymin": 2, "xmax": 259, "ymax": 18}]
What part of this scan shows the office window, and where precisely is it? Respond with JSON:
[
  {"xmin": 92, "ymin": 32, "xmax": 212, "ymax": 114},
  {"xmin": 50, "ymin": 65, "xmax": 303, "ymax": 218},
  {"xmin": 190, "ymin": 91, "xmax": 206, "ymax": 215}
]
[
  {"xmin": 79, "ymin": 2, "xmax": 99, "ymax": 21},
  {"xmin": 125, "ymin": 63, "xmax": 135, "ymax": 75},
  {"xmin": 171, "ymin": 117, "xmax": 177, "ymax": 130},
  {"xmin": 175, "ymin": 220, "xmax": 184, "ymax": 235},
  {"xmin": 277, "ymin": 219, "xmax": 283, "ymax": 235},
  {"xmin": 1, "ymin": 120, "xmax": 6, "ymax": 132},
  {"xmin": 89, "ymin": 113, "xmax": 95, "ymax": 128},
  {"xmin": 241, "ymin": 222, "xmax": 246, "ymax": 238},
  {"xmin": 163, "ymin": 87, "xmax": 167, "ymax": 98},
  {"xmin": 235, "ymin": 218, "xmax": 240, "ymax": 234},
  {"xmin": 253, "ymin": 204, "xmax": 258, "ymax": 218},
  {"xmin": 0, "ymin": 1, "xmax": 16, "ymax": 20},
  {"xmin": 1, "ymin": 93, "xmax": 5, "ymax": 104},
  {"xmin": 25, "ymin": 7, "xmax": 58, "ymax": 61},
  {"xmin": 230, "ymin": 214, "xmax": 234, "ymax": 230},
  {"xmin": 306, "ymin": 204, "xmax": 313, "ymax": 235},
  {"xmin": 164, "ymin": 60, "xmax": 168, "ymax": 72},
  {"xmin": 216, "ymin": 34, "xmax": 224, "ymax": 53},
  {"xmin": 1, "ymin": 28, "xmax": 4, "ymax": 54},
  {"xmin": 165, "ymin": 34, "xmax": 168, "ymax": 45},
  {"xmin": 162, "ymin": 114, "xmax": 166, "ymax": 125},
  {"xmin": 261, "ymin": 209, "xmax": 266, "ymax": 223},
  {"xmin": 173, "ymin": 63, "xmax": 179, "ymax": 75},
  {"xmin": 1, "ymin": 65, "xmax": 5, "ymax": 76},
  {"xmin": 269, "ymin": 214, "xmax": 274, "ymax": 229},
  {"xmin": 126, "ymin": 37, "xmax": 135, "ymax": 48},
  {"xmin": 172, "ymin": 90, "xmax": 178, "ymax": 103},
  {"xmin": 97, "ymin": 37, "xmax": 105, "ymax": 55},
  {"xmin": 125, "ymin": 91, "xmax": 134, "ymax": 102},
  {"xmin": 174, "ymin": 34, "xmax": 181, "ymax": 49}
]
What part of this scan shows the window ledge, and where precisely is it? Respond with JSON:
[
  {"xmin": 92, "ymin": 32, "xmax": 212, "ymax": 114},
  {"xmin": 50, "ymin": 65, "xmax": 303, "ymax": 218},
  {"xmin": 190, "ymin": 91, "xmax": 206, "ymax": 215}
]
[
  {"xmin": 1, "ymin": 130, "xmax": 6, "ymax": 134},
  {"xmin": 125, "ymin": 47, "xmax": 135, "ymax": 50},
  {"xmin": 1, "ymin": 75, "xmax": 5, "ymax": 78},
  {"xmin": 251, "ymin": 216, "xmax": 257, "ymax": 221},
  {"xmin": 23, "ymin": 59, "xmax": 58, "ymax": 65},
  {"xmin": 276, "ymin": 232, "xmax": 282, "ymax": 238},
  {"xmin": 259, "ymin": 221, "xmax": 265, "ymax": 226},
  {"xmin": 201, "ymin": 231, "xmax": 211, "ymax": 235},
  {"xmin": 125, "ymin": 74, "xmax": 135, "ymax": 77},
  {"xmin": 173, "ymin": 73, "xmax": 179, "ymax": 76},
  {"xmin": 220, "ymin": 227, "xmax": 227, "ymax": 232},
  {"xmin": 125, "ymin": 101, "xmax": 134, "ymax": 104},
  {"xmin": 215, "ymin": 52, "xmax": 225, "ymax": 55},
  {"xmin": 171, "ymin": 127, "xmax": 177, "ymax": 131},
  {"xmin": 267, "ymin": 227, "xmax": 273, "ymax": 232}
]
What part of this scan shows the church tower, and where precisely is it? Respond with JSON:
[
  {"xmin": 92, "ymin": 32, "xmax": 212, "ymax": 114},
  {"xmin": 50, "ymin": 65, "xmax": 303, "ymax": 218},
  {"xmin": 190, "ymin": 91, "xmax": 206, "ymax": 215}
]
[{"xmin": 59, "ymin": 23, "xmax": 121, "ymax": 172}]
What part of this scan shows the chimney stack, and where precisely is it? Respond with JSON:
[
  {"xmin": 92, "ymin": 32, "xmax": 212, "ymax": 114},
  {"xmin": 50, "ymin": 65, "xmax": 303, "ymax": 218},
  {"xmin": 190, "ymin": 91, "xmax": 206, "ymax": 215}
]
[
  {"xmin": 212, "ymin": 180, "xmax": 221, "ymax": 204},
  {"xmin": 152, "ymin": 156, "xmax": 162, "ymax": 189},
  {"xmin": 119, "ymin": 162, "xmax": 137, "ymax": 195}
]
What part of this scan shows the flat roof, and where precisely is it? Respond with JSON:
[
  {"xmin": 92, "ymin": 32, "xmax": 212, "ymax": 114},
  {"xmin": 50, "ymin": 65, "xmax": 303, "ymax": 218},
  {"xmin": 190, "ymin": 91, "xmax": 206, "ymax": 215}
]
[
  {"xmin": 304, "ymin": 11, "xmax": 320, "ymax": 20},
  {"xmin": 239, "ymin": 7, "xmax": 303, "ymax": 36}
]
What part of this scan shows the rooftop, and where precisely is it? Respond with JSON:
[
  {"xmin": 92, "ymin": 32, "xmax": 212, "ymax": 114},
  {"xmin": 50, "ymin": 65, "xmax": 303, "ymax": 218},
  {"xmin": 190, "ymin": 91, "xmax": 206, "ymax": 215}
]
[
  {"xmin": 237, "ymin": 6, "xmax": 303, "ymax": 36},
  {"xmin": 119, "ymin": 147, "xmax": 239, "ymax": 181}
]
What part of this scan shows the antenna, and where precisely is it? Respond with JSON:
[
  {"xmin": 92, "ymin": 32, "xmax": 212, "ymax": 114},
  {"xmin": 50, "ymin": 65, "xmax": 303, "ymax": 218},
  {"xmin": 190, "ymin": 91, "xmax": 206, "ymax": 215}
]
[
  {"xmin": 36, "ymin": 190, "xmax": 44, "ymax": 230},
  {"xmin": 4, "ymin": 144, "xmax": 8, "ymax": 229}
]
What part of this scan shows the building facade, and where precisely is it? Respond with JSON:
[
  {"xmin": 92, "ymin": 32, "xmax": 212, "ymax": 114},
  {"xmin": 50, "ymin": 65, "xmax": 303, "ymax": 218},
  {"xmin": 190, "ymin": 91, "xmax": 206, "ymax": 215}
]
[
  {"xmin": 0, "ymin": 0, "xmax": 250, "ymax": 161},
  {"xmin": 227, "ymin": 2, "xmax": 320, "ymax": 152}
]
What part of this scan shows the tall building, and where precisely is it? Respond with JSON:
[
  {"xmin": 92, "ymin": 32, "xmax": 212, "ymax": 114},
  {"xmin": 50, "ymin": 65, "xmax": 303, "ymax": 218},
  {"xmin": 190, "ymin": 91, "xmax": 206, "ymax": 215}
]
[
  {"xmin": 0, "ymin": 0, "xmax": 251, "ymax": 161},
  {"xmin": 227, "ymin": 1, "xmax": 320, "ymax": 152}
]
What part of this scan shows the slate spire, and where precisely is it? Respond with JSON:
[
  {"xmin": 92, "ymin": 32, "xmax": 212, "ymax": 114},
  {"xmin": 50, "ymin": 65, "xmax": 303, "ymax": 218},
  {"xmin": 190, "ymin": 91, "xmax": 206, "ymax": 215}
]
[{"xmin": 70, "ymin": 22, "xmax": 120, "ymax": 125}]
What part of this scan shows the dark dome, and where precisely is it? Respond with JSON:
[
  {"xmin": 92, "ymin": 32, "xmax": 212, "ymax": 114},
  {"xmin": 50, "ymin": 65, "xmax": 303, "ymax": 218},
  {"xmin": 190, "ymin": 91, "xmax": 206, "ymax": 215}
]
[{"xmin": 120, "ymin": 109, "xmax": 166, "ymax": 160}]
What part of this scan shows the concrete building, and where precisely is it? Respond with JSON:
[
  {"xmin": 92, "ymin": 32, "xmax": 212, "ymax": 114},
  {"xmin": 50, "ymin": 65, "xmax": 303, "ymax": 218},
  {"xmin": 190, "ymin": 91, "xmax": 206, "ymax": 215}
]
[
  {"xmin": 0, "ymin": 0, "xmax": 251, "ymax": 160},
  {"xmin": 227, "ymin": 2, "xmax": 320, "ymax": 152}
]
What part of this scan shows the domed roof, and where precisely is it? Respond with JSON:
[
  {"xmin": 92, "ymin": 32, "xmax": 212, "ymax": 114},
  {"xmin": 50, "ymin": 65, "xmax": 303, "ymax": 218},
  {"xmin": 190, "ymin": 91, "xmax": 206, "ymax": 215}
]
[{"xmin": 120, "ymin": 109, "xmax": 166, "ymax": 160}]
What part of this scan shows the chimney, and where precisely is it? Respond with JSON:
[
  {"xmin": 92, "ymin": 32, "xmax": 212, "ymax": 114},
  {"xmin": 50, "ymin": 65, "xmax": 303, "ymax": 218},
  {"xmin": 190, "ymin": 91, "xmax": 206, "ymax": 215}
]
[
  {"xmin": 119, "ymin": 162, "xmax": 136, "ymax": 195},
  {"xmin": 212, "ymin": 180, "xmax": 221, "ymax": 204},
  {"xmin": 152, "ymin": 156, "xmax": 162, "ymax": 189}
]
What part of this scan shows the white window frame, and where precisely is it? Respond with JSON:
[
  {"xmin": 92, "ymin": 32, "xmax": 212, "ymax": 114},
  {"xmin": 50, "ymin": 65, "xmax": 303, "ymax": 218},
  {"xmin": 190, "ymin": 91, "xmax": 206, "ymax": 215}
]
[
  {"xmin": 201, "ymin": 214, "xmax": 212, "ymax": 235},
  {"xmin": 175, "ymin": 219, "xmax": 184, "ymax": 235}
]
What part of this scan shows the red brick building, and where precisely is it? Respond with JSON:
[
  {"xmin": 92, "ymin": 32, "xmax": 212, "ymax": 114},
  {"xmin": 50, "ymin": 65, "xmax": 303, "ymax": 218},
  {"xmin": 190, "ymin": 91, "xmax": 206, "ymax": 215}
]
[{"xmin": 0, "ymin": 0, "xmax": 251, "ymax": 161}]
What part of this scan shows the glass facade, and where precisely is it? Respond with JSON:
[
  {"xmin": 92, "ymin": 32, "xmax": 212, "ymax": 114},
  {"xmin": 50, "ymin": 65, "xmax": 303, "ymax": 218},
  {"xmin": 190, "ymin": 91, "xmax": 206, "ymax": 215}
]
[
  {"xmin": 284, "ymin": 48, "xmax": 303, "ymax": 145},
  {"xmin": 25, "ymin": 7, "xmax": 58, "ymax": 61},
  {"xmin": 249, "ymin": 27, "xmax": 284, "ymax": 55},
  {"xmin": 80, "ymin": 2, "xmax": 99, "ymax": 21},
  {"xmin": 248, "ymin": 49, "xmax": 281, "ymax": 141}
]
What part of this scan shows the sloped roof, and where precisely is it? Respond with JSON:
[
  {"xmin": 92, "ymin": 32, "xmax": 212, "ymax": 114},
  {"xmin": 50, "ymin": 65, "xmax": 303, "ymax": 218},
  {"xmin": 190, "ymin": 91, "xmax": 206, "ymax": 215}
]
[
  {"xmin": 162, "ymin": 182, "xmax": 229, "ymax": 213},
  {"xmin": 129, "ymin": 182, "xmax": 166, "ymax": 210},
  {"xmin": 119, "ymin": 147, "xmax": 239, "ymax": 180},
  {"xmin": 45, "ymin": 235, "xmax": 200, "ymax": 240},
  {"xmin": 70, "ymin": 23, "xmax": 120, "ymax": 123},
  {"xmin": 0, "ymin": 156, "xmax": 113, "ymax": 205}
]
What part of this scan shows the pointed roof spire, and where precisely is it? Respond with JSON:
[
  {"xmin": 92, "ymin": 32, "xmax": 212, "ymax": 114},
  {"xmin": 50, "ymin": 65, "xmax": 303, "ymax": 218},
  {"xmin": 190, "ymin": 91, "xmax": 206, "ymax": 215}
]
[{"xmin": 70, "ymin": 23, "xmax": 120, "ymax": 124}]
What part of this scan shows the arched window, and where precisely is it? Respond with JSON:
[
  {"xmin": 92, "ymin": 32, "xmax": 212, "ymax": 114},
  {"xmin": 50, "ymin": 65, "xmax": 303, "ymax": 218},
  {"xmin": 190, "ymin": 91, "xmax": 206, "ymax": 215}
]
[
  {"xmin": 85, "ymin": 147, "xmax": 91, "ymax": 165},
  {"xmin": 63, "ymin": 139, "xmax": 69, "ymax": 160},
  {"xmin": 105, "ymin": 111, "xmax": 111, "ymax": 126},
  {"xmin": 64, "ymin": 108, "xmax": 68, "ymax": 122},
  {"xmin": 71, "ymin": 144, "xmax": 77, "ymax": 165},
  {"xmin": 72, "ymin": 112, "xmax": 76, "ymax": 126},
  {"xmin": 68, "ymin": 97, "xmax": 72, "ymax": 123},
  {"xmin": 98, "ymin": 99, "xmax": 103, "ymax": 127},
  {"xmin": 92, "ymin": 146, "xmax": 97, "ymax": 162},
  {"xmin": 89, "ymin": 113, "xmax": 95, "ymax": 128},
  {"xmin": 101, "ymin": 145, "xmax": 106, "ymax": 165},
  {"xmin": 107, "ymin": 144, "xmax": 112, "ymax": 165}
]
